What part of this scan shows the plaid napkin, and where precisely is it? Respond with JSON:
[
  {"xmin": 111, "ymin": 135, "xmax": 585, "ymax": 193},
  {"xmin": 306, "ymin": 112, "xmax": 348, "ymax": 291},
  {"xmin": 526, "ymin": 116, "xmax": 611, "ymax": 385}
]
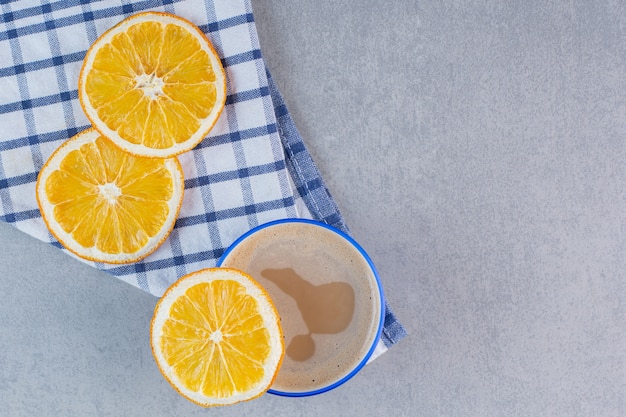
[{"xmin": 0, "ymin": 0, "xmax": 406, "ymax": 355}]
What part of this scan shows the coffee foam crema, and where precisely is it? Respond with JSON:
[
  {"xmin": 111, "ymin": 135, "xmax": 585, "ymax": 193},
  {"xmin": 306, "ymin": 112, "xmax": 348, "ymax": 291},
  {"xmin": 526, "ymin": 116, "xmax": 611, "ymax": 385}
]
[{"xmin": 219, "ymin": 221, "xmax": 383, "ymax": 394}]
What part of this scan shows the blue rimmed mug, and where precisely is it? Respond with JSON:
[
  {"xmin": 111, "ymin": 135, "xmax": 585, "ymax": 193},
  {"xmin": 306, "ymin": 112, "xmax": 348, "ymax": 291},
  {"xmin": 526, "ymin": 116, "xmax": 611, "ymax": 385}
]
[{"xmin": 218, "ymin": 218, "xmax": 385, "ymax": 397}]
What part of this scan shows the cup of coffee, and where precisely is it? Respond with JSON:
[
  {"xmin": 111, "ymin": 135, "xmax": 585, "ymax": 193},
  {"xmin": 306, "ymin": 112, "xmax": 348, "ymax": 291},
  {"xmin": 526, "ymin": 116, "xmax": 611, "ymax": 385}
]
[{"xmin": 217, "ymin": 218, "xmax": 384, "ymax": 396}]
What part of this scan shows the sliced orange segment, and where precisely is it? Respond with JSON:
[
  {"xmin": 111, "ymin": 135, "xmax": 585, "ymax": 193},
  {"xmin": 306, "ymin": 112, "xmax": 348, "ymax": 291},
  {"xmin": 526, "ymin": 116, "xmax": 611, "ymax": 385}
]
[
  {"xmin": 36, "ymin": 128, "xmax": 184, "ymax": 264},
  {"xmin": 79, "ymin": 12, "xmax": 227, "ymax": 158},
  {"xmin": 150, "ymin": 268, "xmax": 285, "ymax": 407}
]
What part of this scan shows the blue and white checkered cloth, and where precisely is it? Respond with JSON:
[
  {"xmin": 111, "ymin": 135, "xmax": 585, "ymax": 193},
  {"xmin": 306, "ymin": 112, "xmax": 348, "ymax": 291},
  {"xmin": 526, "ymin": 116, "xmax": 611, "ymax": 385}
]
[{"xmin": 0, "ymin": 0, "xmax": 405, "ymax": 355}]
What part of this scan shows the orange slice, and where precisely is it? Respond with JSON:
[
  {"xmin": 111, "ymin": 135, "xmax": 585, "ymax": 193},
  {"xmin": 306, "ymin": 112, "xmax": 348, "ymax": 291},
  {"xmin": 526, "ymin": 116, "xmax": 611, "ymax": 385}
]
[
  {"xmin": 150, "ymin": 268, "xmax": 285, "ymax": 407},
  {"xmin": 36, "ymin": 128, "xmax": 184, "ymax": 264},
  {"xmin": 79, "ymin": 12, "xmax": 227, "ymax": 158}
]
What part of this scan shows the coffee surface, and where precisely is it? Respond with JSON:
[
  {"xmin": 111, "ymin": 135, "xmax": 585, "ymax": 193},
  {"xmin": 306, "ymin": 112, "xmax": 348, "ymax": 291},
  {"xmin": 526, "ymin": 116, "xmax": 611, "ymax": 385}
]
[{"xmin": 261, "ymin": 268, "xmax": 355, "ymax": 361}]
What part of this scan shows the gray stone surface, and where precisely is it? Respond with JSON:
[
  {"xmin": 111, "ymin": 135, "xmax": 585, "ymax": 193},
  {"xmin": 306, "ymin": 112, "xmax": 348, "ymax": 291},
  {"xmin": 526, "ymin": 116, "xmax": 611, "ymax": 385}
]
[{"xmin": 1, "ymin": 1, "xmax": 625, "ymax": 416}]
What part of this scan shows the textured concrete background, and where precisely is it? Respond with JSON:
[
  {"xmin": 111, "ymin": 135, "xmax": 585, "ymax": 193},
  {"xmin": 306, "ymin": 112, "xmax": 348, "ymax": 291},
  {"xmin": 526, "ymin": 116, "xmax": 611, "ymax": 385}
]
[{"xmin": 1, "ymin": 1, "xmax": 625, "ymax": 416}]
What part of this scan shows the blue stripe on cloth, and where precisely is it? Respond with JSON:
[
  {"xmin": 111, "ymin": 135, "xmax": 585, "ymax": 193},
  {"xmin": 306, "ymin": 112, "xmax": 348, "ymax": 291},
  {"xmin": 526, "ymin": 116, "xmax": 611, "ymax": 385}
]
[
  {"xmin": 2, "ymin": 0, "xmax": 103, "ymax": 23},
  {"xmin": 102, "ymin": 247, "xmax": 226, "ymax": 277},
  {"xmin": 0, "ymin": 172, "xmax": 37, "ymax": 188},
  {"xmin": 194, "ymin": 123, "xmax": 277, "ymax": 149},
  {"xmin": 184, "ymin": 159, "xmax": 286, "ymax": 189},
  {"xmin": 2, "ymin": 2, "xmax": 44, "ymax": 213},
  {"xmin": 40, "ymin": 6, "xmax": 77, "ymax": 145},
  {"xmin": 221, "ymin": 49, "xmax": 262, "ymax": 67},
  {"xmin": 0, "ymin": 125, "xmax": 86, "ymax": 152},
  {"xmin": 189, "ymin": 150, "xmax": 228, "ymax": 265},
  {"xmin": 274, "ymin": 103, "xmax": 289, "ymax": 118},
  {"xmin": 200, "ymin": 13, "xmax": 253, "ymax": 33},
  {"xmin": 0, "ymin": 208, "xmax": 40, "ymax": 223},
  {"xmin": 133, "ymin": 262, "xmax": 149, "ymax": 292},
  {"xmin": 0, "ymin": 51, "xmax": 84, "ymax": 77},
  {"xmin": 0, "ymin": 6, "xmax": 251, "ymax": 42},
  {"xmin": 224, "ymin": 85, "xmax": 268, "ymax": 106},
  {"xmin": 0, "ymin": 0, "xmax": 183, "ymax": 41},
  {"xmin": 174, "ymin": 197, "xmax": 293, "ymax": 228},
  {"xmin": 0, "ymin": 153, "xmax": 15, "ymax": 224},
  {"xmin": 163, "ymin": 229, "xmax": 188, "ymax": 287}
]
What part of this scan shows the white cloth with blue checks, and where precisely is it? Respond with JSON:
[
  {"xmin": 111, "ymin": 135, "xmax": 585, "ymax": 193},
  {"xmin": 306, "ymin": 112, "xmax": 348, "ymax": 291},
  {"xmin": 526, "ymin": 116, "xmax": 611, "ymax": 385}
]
[{"xmin": 0, "ymin": 0, "xmax": 405, "ymax": 354}]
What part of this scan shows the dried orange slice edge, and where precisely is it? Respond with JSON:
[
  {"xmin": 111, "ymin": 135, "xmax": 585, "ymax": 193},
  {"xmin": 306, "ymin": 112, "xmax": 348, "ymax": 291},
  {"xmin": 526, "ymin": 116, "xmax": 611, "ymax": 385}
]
[{"xmin": 150, "ymin": 268, "xmax": 285, "ymax": 407}]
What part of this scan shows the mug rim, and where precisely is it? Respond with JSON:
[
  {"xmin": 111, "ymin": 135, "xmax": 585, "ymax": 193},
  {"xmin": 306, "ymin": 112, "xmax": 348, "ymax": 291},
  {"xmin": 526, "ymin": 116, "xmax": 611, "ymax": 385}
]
[{"xmin": 217, "ymin": 218, "xmax": 385, "ymax": 397}]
